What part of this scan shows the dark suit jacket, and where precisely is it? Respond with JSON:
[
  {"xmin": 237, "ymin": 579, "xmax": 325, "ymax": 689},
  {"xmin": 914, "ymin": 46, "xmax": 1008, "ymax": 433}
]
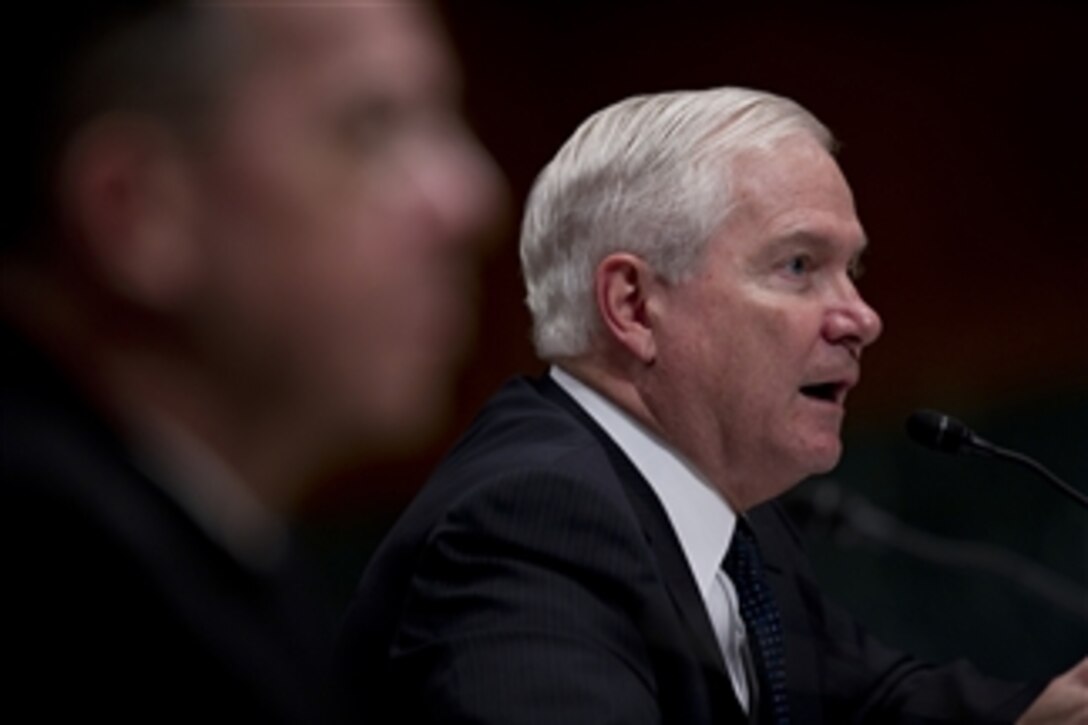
[
  {"xmin": 1, "ymin": 325, "xmax": 334, "ymax": 723},
  {"xmin": 338, "ymin": 375, "xmax": 1042, "ymax": 723}
]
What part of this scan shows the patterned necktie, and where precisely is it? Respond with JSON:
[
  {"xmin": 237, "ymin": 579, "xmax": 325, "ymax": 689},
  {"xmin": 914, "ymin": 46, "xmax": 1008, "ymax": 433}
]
[{"xmin": 722, "ymin": 520, "xmax": 790, "ymax": 725}]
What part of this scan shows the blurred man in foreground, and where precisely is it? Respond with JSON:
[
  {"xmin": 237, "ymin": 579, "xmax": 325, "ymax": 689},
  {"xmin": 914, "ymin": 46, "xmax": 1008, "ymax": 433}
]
[
  {"xmin": 2, "ymin": 1, "xmax": 501, "ymax": 721},
  {"xmin": 338, "ymin": 87, "xmax": 1086, "ymax": 723}
]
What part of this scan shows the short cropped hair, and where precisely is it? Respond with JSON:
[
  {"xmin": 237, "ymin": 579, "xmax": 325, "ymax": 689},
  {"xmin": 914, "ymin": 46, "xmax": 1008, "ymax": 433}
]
[{"xmin": 520, "ymin": 87, "xmax": 833, "ymax": 359}]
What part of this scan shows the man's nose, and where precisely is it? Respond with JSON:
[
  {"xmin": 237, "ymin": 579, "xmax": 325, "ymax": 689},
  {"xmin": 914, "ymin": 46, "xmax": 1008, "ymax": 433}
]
[
  {"xmin": 824, "ymin": 283, "xmax": 883, "ymax": 358},
  {"xmin": 412, "ymin": 130, "xmax": 508, "ymax": 252}
]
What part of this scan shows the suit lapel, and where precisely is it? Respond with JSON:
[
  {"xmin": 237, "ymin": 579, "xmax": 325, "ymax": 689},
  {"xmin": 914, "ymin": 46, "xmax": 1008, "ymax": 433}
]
[{"xmin": 538, "ymin": 375, "xmax": 747, "ymax": 722}]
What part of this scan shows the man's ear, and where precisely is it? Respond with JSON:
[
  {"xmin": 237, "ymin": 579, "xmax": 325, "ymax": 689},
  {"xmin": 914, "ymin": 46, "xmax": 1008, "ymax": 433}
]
[
  {"xmin": 594, "ymin": 252, "xmax": 659, "ymax": 364},
  {"xmin": 59, "ymin": 113, "xmax": 201, "ymax": 309}
]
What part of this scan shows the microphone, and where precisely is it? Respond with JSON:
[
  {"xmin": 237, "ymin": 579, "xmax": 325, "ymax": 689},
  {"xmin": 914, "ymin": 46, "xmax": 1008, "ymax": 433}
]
[
  {"xmin": 905, "ymin": 409, "xmax": 984, "ymax": 454},
  {"xmin": 906, "ymin": 409, "xmax": 1088, "ymax": 509}
]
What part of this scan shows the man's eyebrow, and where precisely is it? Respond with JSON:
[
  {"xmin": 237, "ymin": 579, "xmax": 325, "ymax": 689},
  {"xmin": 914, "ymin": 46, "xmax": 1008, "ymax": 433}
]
[{"xmin": 769, "ymin": 229, "xmax": 870, "ymax": 254}]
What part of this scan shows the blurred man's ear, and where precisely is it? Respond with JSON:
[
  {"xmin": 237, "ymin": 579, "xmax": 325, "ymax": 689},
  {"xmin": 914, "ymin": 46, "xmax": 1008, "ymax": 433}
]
[
  {"xmin": 59, "ymin": 114, "xmax": 201, "ymax": 310},
  {"xmin": 595, "ymin": 252, "xmax": 658, "ymax": 364}
]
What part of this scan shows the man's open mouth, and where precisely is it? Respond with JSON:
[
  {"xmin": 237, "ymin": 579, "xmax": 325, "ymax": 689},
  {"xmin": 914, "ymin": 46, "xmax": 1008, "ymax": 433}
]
[{"xmin": 800, "ymin": 382, "xmax": 846, "ymax": 404}]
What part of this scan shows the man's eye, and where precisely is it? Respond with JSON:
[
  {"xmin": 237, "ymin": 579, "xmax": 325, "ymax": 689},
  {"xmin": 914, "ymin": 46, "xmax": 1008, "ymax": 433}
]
[
  {"xmin": 785, "ymin": 255, "xmax": 811, "ymax": 275},
  {"xmin": 337, "ymin": 98, "xmax": 406, "ymax": 152}
]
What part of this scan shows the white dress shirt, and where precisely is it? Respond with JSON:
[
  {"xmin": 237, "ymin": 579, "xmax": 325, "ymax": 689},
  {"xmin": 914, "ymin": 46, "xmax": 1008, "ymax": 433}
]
[{"xmin": 551, "ymin": 366, "xmax": 753, "ymax": 711}]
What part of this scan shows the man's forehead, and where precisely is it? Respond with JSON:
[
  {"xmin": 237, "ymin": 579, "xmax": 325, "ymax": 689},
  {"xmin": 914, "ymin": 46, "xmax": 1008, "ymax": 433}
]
[
  {"xmin": 198, "ymin": 1, "xmax": 461, "ymax": 125},
  {"xmin": 235, "ymin": 2, "xmax": 449, "ymax": 74}
]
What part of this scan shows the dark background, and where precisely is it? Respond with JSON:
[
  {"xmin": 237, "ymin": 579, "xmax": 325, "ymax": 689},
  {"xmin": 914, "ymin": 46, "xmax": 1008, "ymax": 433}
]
[{"xmin": 305, "ymin": 2, "xmax": 1087, "ymax": 683}]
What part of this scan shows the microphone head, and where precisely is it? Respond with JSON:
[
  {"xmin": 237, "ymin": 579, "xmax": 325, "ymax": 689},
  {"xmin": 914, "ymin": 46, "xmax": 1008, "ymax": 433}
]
[{"xmin": 906, "ymin": 409, "xmax": 975, "ymax": 454}]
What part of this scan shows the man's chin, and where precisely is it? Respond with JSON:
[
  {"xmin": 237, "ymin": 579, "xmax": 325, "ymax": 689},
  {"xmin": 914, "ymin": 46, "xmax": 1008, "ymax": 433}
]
[
  {"xmin": 802, "ymin": 438, "xmax": 843, "ymax": 476},
  {"xmin": 364, "ymin": 376, "xmax": 455, "ymax": 448}
]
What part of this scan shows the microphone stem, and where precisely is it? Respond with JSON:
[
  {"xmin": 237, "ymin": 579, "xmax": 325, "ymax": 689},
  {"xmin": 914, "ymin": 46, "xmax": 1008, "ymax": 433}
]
[{"xmin": 972, "ymin": 440, "xmax": 1088, "ymax": 509}]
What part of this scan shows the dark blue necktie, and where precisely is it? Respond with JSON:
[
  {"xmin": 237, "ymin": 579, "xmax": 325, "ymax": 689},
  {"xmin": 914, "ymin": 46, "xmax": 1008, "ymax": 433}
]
[{"xmin": 723, "ymin": 520, "xmax": 790, "ymax": 725}]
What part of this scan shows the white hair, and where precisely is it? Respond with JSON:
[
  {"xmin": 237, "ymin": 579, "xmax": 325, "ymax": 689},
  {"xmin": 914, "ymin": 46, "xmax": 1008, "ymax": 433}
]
[{"xmin": 520, "ymin": 87, "xmax": 834, "ymax": 359}]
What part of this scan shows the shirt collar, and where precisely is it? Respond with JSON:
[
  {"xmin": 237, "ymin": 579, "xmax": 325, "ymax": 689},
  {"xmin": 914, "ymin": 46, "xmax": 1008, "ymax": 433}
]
[
  {"xmin": 551, "ymin": 365, "xmax": 736, "ymax": 602},
  {"xmin": 125, "ymin": 412, "xmax": 289, "ymax": 573}
]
